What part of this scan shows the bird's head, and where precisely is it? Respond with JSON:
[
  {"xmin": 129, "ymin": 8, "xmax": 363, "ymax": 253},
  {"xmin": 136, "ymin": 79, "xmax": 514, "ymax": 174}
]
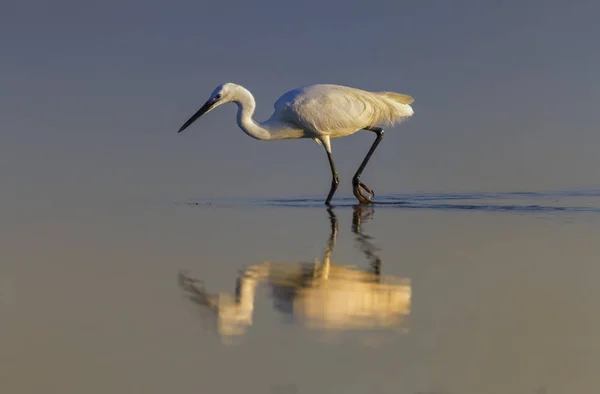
[{"xmin": 177, "ymin": 83, "xmax": 238, "ymax": 133}]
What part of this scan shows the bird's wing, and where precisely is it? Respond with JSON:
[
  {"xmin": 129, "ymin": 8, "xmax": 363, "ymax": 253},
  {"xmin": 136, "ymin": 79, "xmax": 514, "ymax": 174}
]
[{"xmin": 289, "ymin": 85, "xmax": 412, "ymax": 135}]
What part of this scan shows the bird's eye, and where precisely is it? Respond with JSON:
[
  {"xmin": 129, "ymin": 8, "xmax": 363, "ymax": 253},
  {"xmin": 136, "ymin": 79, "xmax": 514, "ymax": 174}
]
[{"xmin": 215, "ymin": 94, "xmax": 222, "ymax": 100}]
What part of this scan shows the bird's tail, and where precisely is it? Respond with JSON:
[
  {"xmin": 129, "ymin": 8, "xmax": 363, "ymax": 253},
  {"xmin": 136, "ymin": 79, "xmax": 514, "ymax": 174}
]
[
  {"xmin": 373, "ymin": 91, "xmax": 415, "ymax": 126},
  {"xmin": 378, "ymin": 92, "xmax": 414, "ymax": 105}
]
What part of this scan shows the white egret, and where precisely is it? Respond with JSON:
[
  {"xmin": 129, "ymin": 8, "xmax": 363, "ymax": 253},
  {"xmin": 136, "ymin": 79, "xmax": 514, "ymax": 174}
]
[{"xmin": 177, "ymin": 83, "xmax": 414, "ymax": 204}]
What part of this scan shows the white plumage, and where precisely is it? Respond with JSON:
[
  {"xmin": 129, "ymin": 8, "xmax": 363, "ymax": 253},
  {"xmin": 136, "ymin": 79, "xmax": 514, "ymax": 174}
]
[
  {"xmin": 177, "ymin": 82, "xmax": 415, "ymax": 204},
  {"xmin": 272, "ymin": 84, "xmax": 414, "ymax": 137}
]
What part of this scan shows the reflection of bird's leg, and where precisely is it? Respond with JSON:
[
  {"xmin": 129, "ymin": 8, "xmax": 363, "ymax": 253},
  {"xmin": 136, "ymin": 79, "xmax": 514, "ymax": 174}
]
[
  {"xmin": 315, "ymin": 207, "xmax": 338, "ymax": 280},
  {"xmin": 352, "ymin": 126, "xmax": 384, "ymax": 204},
  {"xmin": 326, "ymin": 207, "xmax": 338, "ymax": 253},
  {"xmin": 370, "ymin": 256, "xmax": 382, "ymax": 280},
  {"xmin": 351, "ymin": 204, "xmax": 376, "ymax": 232},
  {"xmin": 352, "ymin": 205, "xmax": 382, "ymax": 281}
]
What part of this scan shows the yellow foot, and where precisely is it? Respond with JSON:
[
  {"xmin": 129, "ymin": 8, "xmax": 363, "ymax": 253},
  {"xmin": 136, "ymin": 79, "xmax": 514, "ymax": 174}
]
[{"xmin": 352, "ymin": 179, "xmax": 375, "ymax": 204}]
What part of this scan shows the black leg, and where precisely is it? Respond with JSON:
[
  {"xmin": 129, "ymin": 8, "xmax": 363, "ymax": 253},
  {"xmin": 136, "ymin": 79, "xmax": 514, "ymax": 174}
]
[
  {"xmin": 352, "ymin": 126, "xmax": 384, "ymax": 203},
  {"xmin": 324, "ymin": 149, "xmax": 340, "ymax": 205}
]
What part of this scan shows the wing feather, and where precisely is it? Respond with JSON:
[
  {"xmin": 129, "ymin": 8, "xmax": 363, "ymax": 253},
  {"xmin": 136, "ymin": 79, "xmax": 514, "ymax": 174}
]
[{"xmin": 287, "ymin": 85, "xmax": 414, "ymax": 135}]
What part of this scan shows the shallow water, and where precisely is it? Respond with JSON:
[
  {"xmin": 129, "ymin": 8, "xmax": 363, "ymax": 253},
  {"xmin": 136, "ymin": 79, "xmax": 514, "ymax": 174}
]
[{"xmin": 3, "ymin": 190, "xmax": 600, "ymax": 394}]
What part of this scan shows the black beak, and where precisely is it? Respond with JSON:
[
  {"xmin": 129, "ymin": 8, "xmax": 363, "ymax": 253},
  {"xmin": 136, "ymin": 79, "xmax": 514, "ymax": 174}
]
[{"xmin": 177, "ymin": 97, "xmax": 219, "ymax": 133}]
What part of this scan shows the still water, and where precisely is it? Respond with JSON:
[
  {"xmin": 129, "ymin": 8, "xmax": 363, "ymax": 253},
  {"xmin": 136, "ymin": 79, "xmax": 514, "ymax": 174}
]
[{"xmin": 2, "ymin": 191, "xmax": 600, "ymax": 393}]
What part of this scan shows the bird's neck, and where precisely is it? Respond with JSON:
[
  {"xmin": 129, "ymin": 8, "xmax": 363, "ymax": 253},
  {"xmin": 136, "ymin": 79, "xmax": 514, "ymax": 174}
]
[{"xmin": 233, "ymin": 87, "xmax": 272, "ymax": 141}]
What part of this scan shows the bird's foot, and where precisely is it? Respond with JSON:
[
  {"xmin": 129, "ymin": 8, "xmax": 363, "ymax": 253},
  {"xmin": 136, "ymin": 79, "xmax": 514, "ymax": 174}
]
[{"xmin": 352, "ymin": 178, "xmax": 375, "ymax": 204}]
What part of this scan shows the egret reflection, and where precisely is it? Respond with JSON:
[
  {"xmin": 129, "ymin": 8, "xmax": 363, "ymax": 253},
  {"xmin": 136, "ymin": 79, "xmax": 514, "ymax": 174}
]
[{"xmin": 178, "ymin": 206, "xmax": 411, "ymax": 342}]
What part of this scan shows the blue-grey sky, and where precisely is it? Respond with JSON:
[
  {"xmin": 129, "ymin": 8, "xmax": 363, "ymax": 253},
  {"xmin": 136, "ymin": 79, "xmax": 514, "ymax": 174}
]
[{"xmin": 2, "ymin": 0, "xmax": 599, "ymax": 204}]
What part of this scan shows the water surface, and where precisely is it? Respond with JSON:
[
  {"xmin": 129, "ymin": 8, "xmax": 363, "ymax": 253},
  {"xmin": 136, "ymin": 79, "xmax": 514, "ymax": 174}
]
[{"xmin": 2, "ymin": 191, "xmax": 600, "ymax": 394}]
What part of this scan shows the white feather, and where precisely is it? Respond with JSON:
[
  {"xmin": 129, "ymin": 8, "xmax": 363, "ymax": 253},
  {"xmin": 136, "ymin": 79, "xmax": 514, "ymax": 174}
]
[{"xmin": 273, "ymin": 84, "xmax": 414, "ymax": 138}]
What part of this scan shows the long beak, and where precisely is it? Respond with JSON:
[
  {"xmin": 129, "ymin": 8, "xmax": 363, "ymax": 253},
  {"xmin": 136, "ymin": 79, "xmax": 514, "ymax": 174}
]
[{"xmin": 177, "ymin": 97, "xmax": 219, "ymax": 133}]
